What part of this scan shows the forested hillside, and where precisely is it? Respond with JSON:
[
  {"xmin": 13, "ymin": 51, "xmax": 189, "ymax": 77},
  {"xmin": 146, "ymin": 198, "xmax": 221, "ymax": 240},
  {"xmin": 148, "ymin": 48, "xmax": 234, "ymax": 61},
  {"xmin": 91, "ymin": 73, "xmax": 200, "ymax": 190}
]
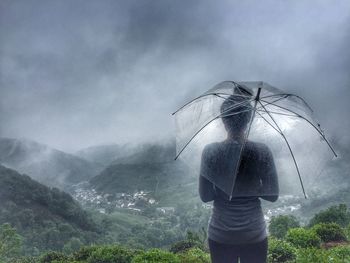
[
  {"xmin": 0, "ymin": 165, "xmax": 101, "ymax": 254},
  {"xmin": 89, "ymin": 142, "xmax": 197, "ymax": 207}
]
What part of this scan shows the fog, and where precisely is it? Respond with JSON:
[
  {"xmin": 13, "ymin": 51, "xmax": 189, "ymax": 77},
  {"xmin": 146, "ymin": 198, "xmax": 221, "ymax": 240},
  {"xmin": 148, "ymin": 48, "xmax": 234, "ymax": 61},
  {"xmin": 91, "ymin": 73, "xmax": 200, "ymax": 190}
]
[{"xmin": 0, "ymin": 0, "xmax": 349, "ymax": 153}]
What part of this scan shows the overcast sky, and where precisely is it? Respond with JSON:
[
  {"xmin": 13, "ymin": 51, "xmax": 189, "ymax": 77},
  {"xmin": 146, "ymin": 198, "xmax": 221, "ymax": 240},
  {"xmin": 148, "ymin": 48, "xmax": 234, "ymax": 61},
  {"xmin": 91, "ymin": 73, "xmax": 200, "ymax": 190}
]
[{"xmin": 1, "ymin": 0, "xmax": 349, "ymax": 153}]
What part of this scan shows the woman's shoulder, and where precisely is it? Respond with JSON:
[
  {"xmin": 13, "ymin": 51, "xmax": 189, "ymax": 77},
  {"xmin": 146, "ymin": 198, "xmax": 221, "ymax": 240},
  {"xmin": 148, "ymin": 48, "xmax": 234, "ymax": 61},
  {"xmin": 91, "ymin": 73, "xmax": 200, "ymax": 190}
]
[
  {"xmin": 245, "ymin": 141, "xmax": 274, "ymax": 161},
  {"xmin": 202, "ymin": 142, "xmax": 222, "ymax": 154},
  {"xmin": 202, "ymin": 141, "xmax": 236, "ymax": 157},
  {"xmin": 245, "ymin": 141, "xmax": 271, "ymax": 152}
]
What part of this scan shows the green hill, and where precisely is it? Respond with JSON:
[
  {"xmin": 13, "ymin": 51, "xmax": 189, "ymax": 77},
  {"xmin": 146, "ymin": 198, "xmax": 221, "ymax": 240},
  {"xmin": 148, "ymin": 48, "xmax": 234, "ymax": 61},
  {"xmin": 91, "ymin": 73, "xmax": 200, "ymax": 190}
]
[
  {"xmin": 0, "ymin": 165, "xmax": 101, "ymax": 254},
  {"xmin": 89, "ymin": 142, "xmax": 198, "ymax": 206}
]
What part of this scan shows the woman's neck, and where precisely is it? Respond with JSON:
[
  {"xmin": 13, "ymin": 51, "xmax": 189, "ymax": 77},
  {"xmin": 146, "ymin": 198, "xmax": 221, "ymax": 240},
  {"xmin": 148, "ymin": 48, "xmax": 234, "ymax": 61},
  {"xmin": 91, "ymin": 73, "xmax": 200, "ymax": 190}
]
[{"xmin": 226, "ymin": 134, "xmax": 245, "ymax": 143}]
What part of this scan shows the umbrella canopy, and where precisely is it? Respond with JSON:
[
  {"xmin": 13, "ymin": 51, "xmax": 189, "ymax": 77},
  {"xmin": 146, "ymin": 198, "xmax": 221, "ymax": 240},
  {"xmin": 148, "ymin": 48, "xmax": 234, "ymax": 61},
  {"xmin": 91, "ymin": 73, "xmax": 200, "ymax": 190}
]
[{"xmin": 173, "ymin": 81, "xmax": 337, "ymax": 199}]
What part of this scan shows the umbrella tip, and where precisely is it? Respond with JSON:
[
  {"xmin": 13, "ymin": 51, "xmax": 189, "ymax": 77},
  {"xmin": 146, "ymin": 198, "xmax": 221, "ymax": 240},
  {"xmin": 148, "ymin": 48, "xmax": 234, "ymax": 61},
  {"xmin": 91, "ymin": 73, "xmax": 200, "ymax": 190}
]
[{"xmin": 255, "ymin": 87, "xmax": 262, "ymax": 101}]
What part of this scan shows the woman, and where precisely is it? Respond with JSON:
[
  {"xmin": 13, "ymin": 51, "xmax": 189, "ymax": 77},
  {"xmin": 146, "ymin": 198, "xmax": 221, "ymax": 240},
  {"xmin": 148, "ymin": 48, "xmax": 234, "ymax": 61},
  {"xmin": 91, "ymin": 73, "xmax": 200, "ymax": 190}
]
[{"xmin": 199, "ymin": 94, "xmax": 279, "ymax": 263}]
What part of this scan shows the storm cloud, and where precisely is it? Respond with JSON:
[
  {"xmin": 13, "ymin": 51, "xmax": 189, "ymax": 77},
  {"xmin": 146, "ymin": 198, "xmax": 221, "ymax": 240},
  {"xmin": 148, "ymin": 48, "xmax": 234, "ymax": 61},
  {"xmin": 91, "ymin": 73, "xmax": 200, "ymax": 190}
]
[{"xmin": 0, "ymin": 0, "xmax": 349, "ymax": 152}]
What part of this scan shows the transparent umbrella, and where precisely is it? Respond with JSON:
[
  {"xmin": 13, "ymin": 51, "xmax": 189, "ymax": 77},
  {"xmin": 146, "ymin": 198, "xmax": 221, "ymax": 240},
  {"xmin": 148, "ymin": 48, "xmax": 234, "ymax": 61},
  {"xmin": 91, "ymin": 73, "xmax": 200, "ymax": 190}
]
[{"xmin": 173, "ymin": 81, "xmax": 337, "ymax": 199}]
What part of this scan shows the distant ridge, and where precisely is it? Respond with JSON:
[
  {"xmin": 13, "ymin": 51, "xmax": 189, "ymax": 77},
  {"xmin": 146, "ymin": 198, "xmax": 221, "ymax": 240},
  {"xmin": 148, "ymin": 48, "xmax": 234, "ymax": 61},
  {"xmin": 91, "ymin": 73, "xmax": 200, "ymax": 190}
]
[
  {"xmin": 0, "ymin": 137, "xmax": 102, "ymax": 190},
  {"xmin": 89, "ymin": 141, "xmax": 196, "ymax": 201}
]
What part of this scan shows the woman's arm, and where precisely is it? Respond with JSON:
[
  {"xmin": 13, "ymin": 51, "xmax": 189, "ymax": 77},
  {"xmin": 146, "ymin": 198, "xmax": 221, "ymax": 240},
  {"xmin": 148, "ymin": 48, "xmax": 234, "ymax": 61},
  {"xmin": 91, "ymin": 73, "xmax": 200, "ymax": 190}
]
[
  {"xmin": 260, "ymin": 145, "xmax": 279, "ymax": 202},
  {"xmin": 199, "ymin": 175, "xmax": 216, "ymax": 202},
  {"xmin": 199, "ymin": 145, "xmax": 216, "ymax": 202}
]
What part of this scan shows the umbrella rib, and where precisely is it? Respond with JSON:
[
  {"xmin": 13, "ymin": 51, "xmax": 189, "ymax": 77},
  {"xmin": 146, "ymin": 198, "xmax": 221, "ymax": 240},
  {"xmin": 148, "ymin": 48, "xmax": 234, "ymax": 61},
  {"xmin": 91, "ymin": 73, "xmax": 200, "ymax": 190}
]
[
  {"xmin": 255, "ymin": 111, "xmax": 283, "ymax": 135},
  {"xmin": 257, "ymin": 110, "xmax": 298, "ymax": 118},
  {"xmin": 260, "ymin": 100, "xmax": 337, "ymax": 157},
  {"xmin": 260, "ymin": 99, "xmax": 312, "ymax": 121},
  {"xmin": 229, "ymin": 98, "xmax": 259, "ymax": 200},
  {"xmin": 261, "ymin": 93, "xmax": 313, "ymax": 113},
  {"xmin": 172, "ymin": 92, "xmax": 251, "ymax": 115},
  {"xmin": 174, "ymin": 99, "xmax": 255, "ymax": 160},
  {"xmin": 260, "ymin": 94, "xmax": 290, "ymax": 108},
  {"xmin": 172, "ymin": 93, "xmax": 218, "ymax": 115},
  {"xmin": 258, "ymin": 100, "xmax": 307, "ymax": 199}
]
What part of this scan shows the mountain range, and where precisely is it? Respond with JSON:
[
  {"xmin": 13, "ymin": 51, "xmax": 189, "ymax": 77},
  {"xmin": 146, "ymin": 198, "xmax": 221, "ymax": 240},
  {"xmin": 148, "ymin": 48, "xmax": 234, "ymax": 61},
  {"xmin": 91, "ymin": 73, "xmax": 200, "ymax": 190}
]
[{"xmin": 0, "ymin": 137, "xmax": 102, "ymax": 190}]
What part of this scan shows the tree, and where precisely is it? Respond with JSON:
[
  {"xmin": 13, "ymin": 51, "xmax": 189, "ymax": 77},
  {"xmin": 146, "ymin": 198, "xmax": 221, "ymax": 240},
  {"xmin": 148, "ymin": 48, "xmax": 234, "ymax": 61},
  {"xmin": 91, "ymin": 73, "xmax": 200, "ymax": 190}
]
[
  {"xmin": 285, "ymin": 228, "xmax": 321, "ymax": 248},
  {"xmin": 309, "ymin": 204, "xmax": 350, "ymax": 227},
  {"xmin": 269, "ymin": 215, "xmax": 300, "ymax": 239},
  {"xmin": 63, "ymin": 237, "xmax": 84, "ymax": 254},
  {"xmin": 0, "ymin": 223, "xmax": 23, "ymax": 262},
  {"xmin": 311, "ymin": 223, "xmax": 347, "ymax": 243}
]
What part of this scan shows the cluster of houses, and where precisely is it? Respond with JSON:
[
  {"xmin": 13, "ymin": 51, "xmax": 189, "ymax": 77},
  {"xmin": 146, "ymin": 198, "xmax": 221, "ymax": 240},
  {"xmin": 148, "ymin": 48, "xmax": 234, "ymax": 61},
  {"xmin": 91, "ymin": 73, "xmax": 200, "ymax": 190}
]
[{"xmin": 73, "ymin": 186, "xmax": 176, "ymax": 215}]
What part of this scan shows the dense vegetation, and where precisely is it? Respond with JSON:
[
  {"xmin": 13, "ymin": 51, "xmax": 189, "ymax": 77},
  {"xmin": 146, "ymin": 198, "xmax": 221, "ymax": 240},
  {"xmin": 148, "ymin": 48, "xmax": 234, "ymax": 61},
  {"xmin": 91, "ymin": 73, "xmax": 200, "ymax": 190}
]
[
  {"xmin": 0, "ymin": 165, "xmax": 101, "ymax": 255},
  {"xmin": 1, "ymin": 203, "xmax": 350, "ymax": 262},
  {"xmin": 0, "ymin": 164, "xmax": 212, "ymax": 257},
  {"xmin": 89, "ymin": 143, "xmax": 194, "ymax": 206}
]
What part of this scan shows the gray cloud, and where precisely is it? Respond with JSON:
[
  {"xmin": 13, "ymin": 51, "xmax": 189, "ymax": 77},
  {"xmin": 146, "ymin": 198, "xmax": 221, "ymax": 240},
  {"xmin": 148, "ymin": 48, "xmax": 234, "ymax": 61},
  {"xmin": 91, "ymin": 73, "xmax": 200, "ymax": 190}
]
[{"xmin": 0, "ymin": 0, "xmax": 349, "ymax": 152}]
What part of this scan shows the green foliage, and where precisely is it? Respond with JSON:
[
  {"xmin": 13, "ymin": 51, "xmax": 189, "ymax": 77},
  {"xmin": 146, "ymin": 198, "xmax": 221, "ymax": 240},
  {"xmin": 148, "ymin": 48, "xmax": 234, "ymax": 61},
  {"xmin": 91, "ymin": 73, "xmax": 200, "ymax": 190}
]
[
  {"xmin": 285, "ymin": 228, "xmax": 321, "ymax": 248},
  {"xmin": 0, "ymin": 165, "xmax": 101, "ymax": 254},
  {"xmin": 170, "ymin": 230, "xmax": 207, "ymax": 254},
  {"xmin": 62, "ymin": 237, "xmax": 84, "ymax": 254},
  {"xmin": 170, "ymin": 240, "xmax": 203, "ymax": 254},
  {"xmin": 38, "ymin": 251, "xmax": 69, "ymax": 263},
  {"xmin": 311, "ymin": 223, "xmax": 347, "ymax": 243},
  {"xmin": 328, "ymin": 246, "xmax": 350, "ymax": 261},
  {"xmin": 71, "ymin": 246, "xmax": 99, "ymax": 261},
  {"xmin": 131, "ymin": 249, "xmax": 180, "ymax": 263},
  {"xmin": 267, "ymin": 238, "xmax": 296, "ymax": 263},
  {"xmin": 309, "ymin": 204, "xmax": 350, "ymax": 227},
  {"xmin": 296, "ymin": 246, "xmax": 350, "ymax": 263},
  {"xmin": 346, "ymin": 224, "xmax": 350, "ymax": 240},
  {"xmin": 0, "ymin": 223, "xmax": 23, "ymax": 262},
  {"xmin": 296, "ymin": 248, "xmax": 333, "ymax": 263},
  {"xmin": 5, "ymin": 257, "xmax": 38, "ymax": 263},
  {"xmin": 178, "ymin": 248, "xmax": 210, "ymax": 263},
  {"xmin": 175, "ymin": 203, "xmax": 211, "ymax": 234},
  {"xmin": 86, "ymin": 245, "xmax": 135, "ymax": 263},
  {"xmin": 269, "ymin": 215, "xmax": 300, "ymax": 239}
]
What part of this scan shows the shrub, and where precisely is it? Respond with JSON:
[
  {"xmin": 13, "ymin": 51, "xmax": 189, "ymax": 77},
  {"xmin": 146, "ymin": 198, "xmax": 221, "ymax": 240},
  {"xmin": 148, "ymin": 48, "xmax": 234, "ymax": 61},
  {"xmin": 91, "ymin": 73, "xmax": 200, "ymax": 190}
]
[
  {"xmin": 170, "ymin": 240, "xmax": 203, "ymax": 254},
  {"xmin": 72, "ymin": 246, "xmax": 99, "ymax": 261},
  {"xmin": 170, "ymin": 230, "xmax": 207, "ymax": 254},
  {"xmin": 269, "ymin": 215, "xmax": 300, "ymax": 239},
  {"xmin": 296, "ymin": 246, "xmax": 350, "ymax": 263},
  {"xmin": 346, "ymin": 224, "xmax": 350, "ymax": 240},
  {"xmin": 87, "ymin": 245, "xmax": 134, "ymax": 263},
  {"xmin": 6, "ymin": 257, "xmax": 38, "ymax": 263},
  {"xmin": 311, "ymin": 223, "xmax": 347, "ymax": 243},
  {"xmin": 285, "ymin": 228, "xmax": 321, "ymax": 248},
  {"xmin": 0, "ymin": 223, "xmax": 23, "ymax": 262},
  {"xmin": 328, "ymin": 245, "xmax": 350, "ymax": 261},
  {"xmin": 39, "ymin": 251, "xmax": 69, "ymax": 263},
  {"xmin": 132, "ymin": 249, "xmax": 180, "ymax": 263},
  {"xmin": 309, "ymin": 204, "xmax": 350, "ymax": 227},
  {"xmin": 267, "ymin": 238, "xmax": 296, "ymax": 263},
  {"xmin": 296, "ymin": 248, "xmax": 332, "ymax": 263},
  {"xmin": 178, "ymin": 248, "xmax": 210, "ymax": 263}
]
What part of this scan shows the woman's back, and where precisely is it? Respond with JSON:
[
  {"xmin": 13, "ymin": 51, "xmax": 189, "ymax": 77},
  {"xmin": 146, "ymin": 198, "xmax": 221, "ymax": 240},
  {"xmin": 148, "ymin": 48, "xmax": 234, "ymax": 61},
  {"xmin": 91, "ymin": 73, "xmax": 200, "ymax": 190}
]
[{"xmin": 199, "ymin": 140, "xmax": 278, "ymax": 244}]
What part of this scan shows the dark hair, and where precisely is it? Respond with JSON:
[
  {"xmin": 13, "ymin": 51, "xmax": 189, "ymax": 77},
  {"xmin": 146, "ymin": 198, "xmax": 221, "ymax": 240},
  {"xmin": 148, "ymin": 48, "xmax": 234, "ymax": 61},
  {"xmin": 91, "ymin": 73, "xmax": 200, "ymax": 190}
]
[{"xmin": 220, "ymin": 95, "xmax": 253, "ymax": 133}]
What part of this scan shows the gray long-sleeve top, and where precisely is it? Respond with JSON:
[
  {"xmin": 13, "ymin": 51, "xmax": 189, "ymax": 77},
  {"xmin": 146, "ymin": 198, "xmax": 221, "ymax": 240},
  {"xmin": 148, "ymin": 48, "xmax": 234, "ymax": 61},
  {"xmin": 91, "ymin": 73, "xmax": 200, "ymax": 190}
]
[{"xmin": 199, "ymin": 140, "xmax": 279, "ymax": 245}]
